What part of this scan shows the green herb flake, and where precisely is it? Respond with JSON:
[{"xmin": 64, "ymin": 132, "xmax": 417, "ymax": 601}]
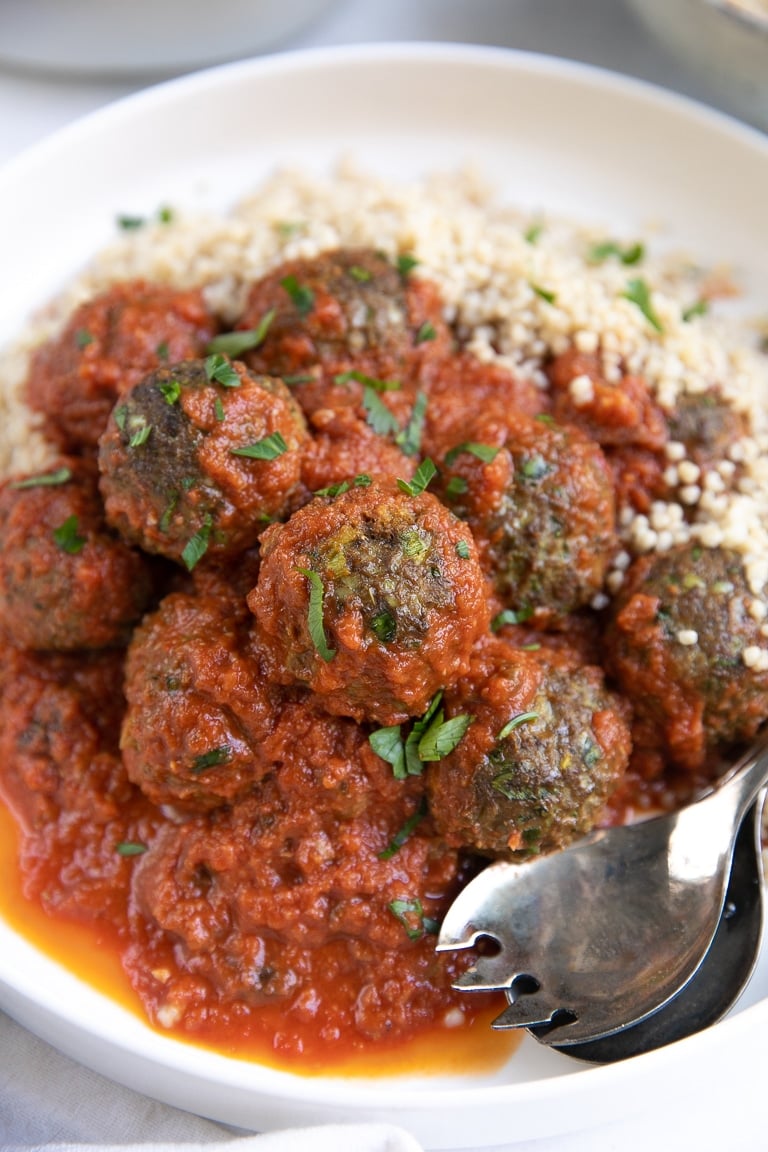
[
  {"xmin": 397, "ymin": 457, "xmax": 437, "ymax": 497},
  {"xmin": 53, "ymin": 515, "xmax": 86, "ymax": 555},
  {"xmin": 128, "ymin": 420, "xmax": 152, "ymax": 448},
  {"xmin": 348, "ymin": 264, "xmax": 372, "ymax": 282},
  {"xmin": 682, "ymin": 298, "xmax": 709, "ymax": 322},
  {"xmin": 622, "ymin": 278, "xmax": 664, "ymax": 333},
  {"xmin": 362, "ymin": 387, "xmax": 402, "ymax": 437},
  {"xmin": 418, "ymin": 712, "xmax": 473, "ymax": 762},
  {"xmin": 589, "ymin": 240, "xmax": 645, "ymax": 266},
  {"xmin": 369, "ymin": 725, "xmax": 406, "ymax": 779},
  {"xmin": 117, "ymin": 214, "xmax": 145, "ymax": 230},
  {"xmin": 116, "ymin": 841, "xmax": 147, "ymax": 857},
  {"xmin": 415, "ymin": 320, "xmax": 436, "ymax": 344},
  {"xmin": 444, "ymin": 441, "xmax": 500, "ymax": 467},
  {"xmin": 283, "ymin": 373, "xmax": 315, "ymax": 386},
  {"xmin": 114, "ymin": 406, "xmax": 127, "ymax": 432},
  {"xmin": 520, "ymin": 455, "xmax": 551, "ymax": 482},
  {"xmin": 396, "ymin": 253, "xmax": 419, "ymax": 277},
  {"xmin": 296, "ymin": 567, "xmax": 336, "ymax": 662},
  {"xmin": 378, "ymin": 799, "xmax": 428, "ymax": 860},
  {"xmin": 396, "ymin": 391, "xmax": 428, "ymax": 457},
  {"xmin": 530, "ymin": 283, "xmax": 557, "ymax": 305},
  {"xmin": 207, "ymin": 309, "xmax": 276, "ymax": 357},
  {"xmin": 191, "ymin": 745, "xmax": 232, "ymax": 773},
  {"xmin": 213, "ymin": 396, "xmax": 225, "ymax": 422},
  {"xmin": 389, "ymin": 897, "xmax": 426, "ymax": 940},
  {"xmin": 281, "ymin": 274, "xmax": 315, "ymax": 316},
  {"xmin": 497, "ymin": 711, "xmax": 540, "ymax": 741},
  {"xmin": 204, "ymin": 353, "xmax": 241, "ymax": 388},
  {"xmin": 456, "ymin": 540, "xmax": 471, "ymax": 559},
  {"xmin": 446, "ymin": 476, "xmax": 469, "ymax": 498},
  {"xmin": 334, "ymin": 369, "xmax": 401, "ymax": 393},
  {"xmin": 490, "ymin": 605, "xmax": 534, "ymax": 631},
  {"xmin": 158, "ymin": 205, "xmax": 174, "ymax": 224},
  {"xmin": 231, "ymin": 431, "xmax": 289, "ymax": 461},
  {"xmin": 524, "ymin": 222, "xmax": 543, "ymax": 245},
  {"xmin": 75, "ymin": 329, "xmax": 94, "ymax": 349},
  {"xmin": 156, "ymin": 340, "xmax": 170, "ymax": 360},
  {"xmin": 370, "ymin": 609, "xmax": 397, "ymax": 643},
  {"xmin": 181, "ymin": 515, "xmax": 212, "ymax": 572},
  {"xmin": 11, "ymin": 466, "xmax": 72, "ymax": 490}
]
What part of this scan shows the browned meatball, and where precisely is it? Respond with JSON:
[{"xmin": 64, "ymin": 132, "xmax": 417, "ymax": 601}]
[
  {"xmin": 121, "ymin": 567, "xmax": 281, "ymax": 812},
  {"xmin": 98, "ymin": 357, "xmax": 308, "ymax": 567},
  {"xmin": 435, "ymin": 409, "xmax": 617, "ymax": 621},
  {"xmin": 605, "ymin": 543, "xmax": 768, "ymax": 771},
  {"xmin": 248, "ymin": 474, "xmax": 490, "ymax": 725},
  {"xmin": 234, "ymin": 247, "xmax": 451, "ymax": 426},
  {"xmin": 25, "ymin": 280, "xmax": 218, "ymax": 452},
  {"xmin": 427, "ymin": 636, "xmax": 631, "ymax": 857},
  {"xmin": 0, "ymin": 458, "xmax": 154, "ymax": 650}
]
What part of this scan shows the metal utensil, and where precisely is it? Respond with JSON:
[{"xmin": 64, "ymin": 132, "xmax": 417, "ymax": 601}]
[
  {"xmin": 437, "ymin": 733, "xmax": 768, "ymax": 1045},
  {"xmin": 527, "ymin": 792, "xmax": 766, "ymax": 1062}
]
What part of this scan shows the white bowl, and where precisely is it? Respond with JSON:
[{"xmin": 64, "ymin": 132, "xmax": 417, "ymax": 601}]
[
  {"xmin": 625, "ymin": 0, "xmax": 768, "ymax": 130},
  {"xmin": 0, "ymin": 44, "xmax": 767, "ymax": 1150},
  {"xmin": 0, "ymin": 0, "xmax": 339, "ymax": 76}
]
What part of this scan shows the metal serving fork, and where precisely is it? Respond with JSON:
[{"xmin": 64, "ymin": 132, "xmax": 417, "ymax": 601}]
[{"xmin": 437, "ymin": 734, "xmax": 768, "ymax": 1051}]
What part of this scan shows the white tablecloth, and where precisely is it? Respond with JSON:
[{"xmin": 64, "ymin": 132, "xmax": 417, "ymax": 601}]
[{"xmin": 0, "ymin": 2, "xmax": 765, "ymax": 1149}]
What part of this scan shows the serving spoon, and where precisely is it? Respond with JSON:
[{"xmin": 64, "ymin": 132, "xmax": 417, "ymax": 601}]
[
  {"xmin": 530, "ymin": 792, "xmax": 765, "ymax": 1062},
  {"xmin": 437, "ymin": 732, "xmax": 768, "ymax": 1046}
]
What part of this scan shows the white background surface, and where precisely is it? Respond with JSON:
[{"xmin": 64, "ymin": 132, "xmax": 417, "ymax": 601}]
[{"xmin": 0, "ymin": 2, "xmax": 766, "ymax": 1150}]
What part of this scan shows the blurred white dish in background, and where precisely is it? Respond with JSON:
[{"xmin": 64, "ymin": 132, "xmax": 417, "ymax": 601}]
[
  {"xmin": 625, "ymin": 0, "xmax": 768, "ymax": 130},
  {"xmin": 0, "ymin": 0, "xmax": 339, "ymax": 76}
]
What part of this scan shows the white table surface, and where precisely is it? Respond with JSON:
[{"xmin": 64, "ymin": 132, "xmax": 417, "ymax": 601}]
[{"xmin": 0, "ymin": 2, "xmax": 766, "ymax": 1149}]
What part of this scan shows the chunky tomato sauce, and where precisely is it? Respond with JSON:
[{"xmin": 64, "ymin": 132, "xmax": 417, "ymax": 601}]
[{"xmin": 1, "ymin": 242, "xmax": 760, "ymax": 1077}]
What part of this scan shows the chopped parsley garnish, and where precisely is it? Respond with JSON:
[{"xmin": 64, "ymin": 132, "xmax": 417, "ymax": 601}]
[
  {"xmin": 128, "ymin": 419, "xmax": 152, "ymax": 448},
  {"xmin": 445, "ymin": 476, "xmax": 469, "ymax": 498},
  {"xmin": 116, "ymin": 214, "xmax": 145, "ymax": 230},
  {"xmin": 156, "ymin": 340, "xmax": 170, "ymax": 360},
  {"xmin": 11, "ymin": 466, "xmax": 72, "ymax": 490},
  {"xmin": 622, "ymin": 278, "xmax": 664, "ymax": 333},
  {"xmin": 524, "ymin": 222, "xmax": 543, "ymax": 245},
  {"xmin": 588, "ymin": 240, "xmax": 645, "ymax": 266},
  {"xmin": 444, "ymin": 441, "xmax": 500, "ymax": 467},
  {"xmin": 370, "ymin": 609, "xmax": 397, "ymax": 643},
  {"xmin": 181, "ymin": 515, "xmax": 212, "ymax": 572},
  {"xmin": 116, "ymin": 841, "xmax": 148, "ymax": 856},
  {"xmin": 214, "ymin": 396, "xmax": 225, "ymax": 421},
  {"xmin": 456, "ymin": 540, "xmax": 471, "ymax": 559},
  {"xmin": 114, "ymin": 406, "xmax": 127, "ymax": 431},
  {"xmin": 334, "ymin": 369, "xmax": 401, "ymax": 392},
  {"xmin": 348, "ymin": 264, "xmax": 372, "ymax": 282},
  {"xmin": 314, "ymin": 473, "xmax": 372, "ymax": 498},
  {"xmin": 231, "ymin": 431, "xmax": 288, "ymax": 461},
  {"xmin": 396, "ymin": 391, "xmax": 428, "ymax": 456},
  {"xmin": 378, "ymin": 798, "xmax": 428, "ymax": 860},
  {"xmin": 370, "ymin": 691, "xmax": 472, "ymax": 779},
  {"xmin": 281, "ymin": 274, "xmax": 314, "ymax": 316},
  {"xmin": 362, "ymin": 387, "xmax": 401, "ymax": 436},
  {"xmin": 415, "ymin": 320, "xmax": 436, "ymax": 344},
  {"xmin": 491, "ymin": 605, "xmax": 534, "ymax": 631},
  {"xmin": 396, "ymin": 253, "xmax": 419, "ymax": 276},
  {"xmin": 53, "ymin": 515, "xmax": 86, "ymax": 555},
  {"xmin": 207, "ymin": 309, "xmax": 276, "ymax": 357},
  {"xmin": 204, "ymin": 354, "xmax": 240, "ymax": 388},
  {"xmin": 388, "ymin": 897, "xmax": 439, "ymax": 940},
  {"xmin": 296, "ymin": 568, "xmax": 336, "ymax": 662},
  {"xmin": 520, "ymin": 455, "xmax": 551, "ymax": 481},
  {"xmin": 191, "ymin": 745, "xmax": 232, "ymax": 773},
  {"xmin": 75, "ymin": 329, "xmax": 94, "ymax": 349},
  {"xmin": 283, "ymin": 373, "xmax": 315, "ymax": 386},
  {"xmin": 497, "ymin": 711, "xmax": 539, "ymax": 741},
  {"xmin": 682, "ymin": 298, "xmax": 709, "ymax": 322},
  {"xmin": 397, "ymin": 457, "xmax": 437, "ymax": 497},
  {"xmin": 530, "ymin": 283, "xmax": 557, "ymax": 305}
]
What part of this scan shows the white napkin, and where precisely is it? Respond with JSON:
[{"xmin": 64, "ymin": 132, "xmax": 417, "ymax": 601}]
[{"xmin": 0, "ymin": 1010, "xmax": 422, "ymax": 1152}]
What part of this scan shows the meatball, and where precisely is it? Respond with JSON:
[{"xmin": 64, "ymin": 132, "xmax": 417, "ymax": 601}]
[
  {"xmin": 427, "ymin": 636, "xmax": 631, "ymax": 857},
  {"xmin": 235, "ymin": 246, "xmax": 451, "ymax": 420},
  {"xmin": 25, "ymin": 280, "xmax": 217, "ymax": 452},
  {"xmin": 605, "ymin": 542, "xmax": 768, "ymax": 770},
  {"xmin": 665, "ymin": 390, "xmax": 748, "ymax": 468},
  {"xmin": 248, "ymin": 475, "xmax": 490, "ymax": 724},
  {"xmin": 121, "ymin": 569, "xmax": 281, "ymax": 812},
  {"xmin": 0, "ymin": 458, "xmax": 154, "ymax": 650},
  {"xmin": 436, "ymin": 410, "xmax": 617, "ymax": 620},
  {"xmin": 98, "ymin": 357, "xmax": 308, "ymax": 566},
  {"xmin": 129, "ymin": 771, "xmax": 471, "ymax": 1042}
]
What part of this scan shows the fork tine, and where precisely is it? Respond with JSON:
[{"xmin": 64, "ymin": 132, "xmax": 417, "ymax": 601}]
[
  {"xmin": 491, "ymin": 996, "xmax": 566, "ymax": 1031},
  {"xmin": 452, "ymin": 955, "xmax": 525, "ymax": 991}
]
